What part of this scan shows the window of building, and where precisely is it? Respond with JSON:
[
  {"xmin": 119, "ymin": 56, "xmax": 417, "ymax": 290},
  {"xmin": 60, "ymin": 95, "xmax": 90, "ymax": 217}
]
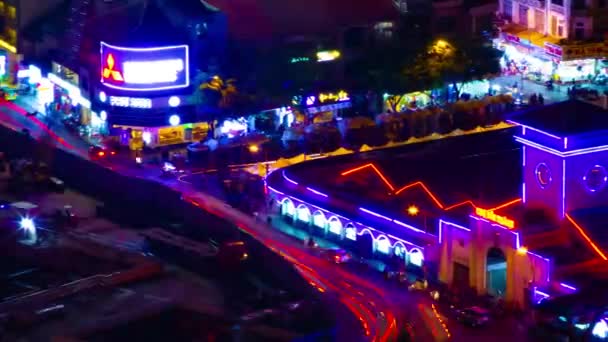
[
  {"xmin": 535, "ymin": 9, "xmax": 545, "ymax": 33},
  {"xmin": 503, "ymin": 0, "xmax": 513, "ymax": 20},
  {"xmin": 519, "ymin": 5, "xmax": 529, "ymax": 27},
  {"xmin": 551, "ymin": 16, "xmax": 558, "ymax": 36},
  {"xmin": 551, "ymin": 0, "xmax": 564, "ymax": 6},
  {"xmin": 7, "ymin": 6, "xmax": 15, "ymax": 20},
  {"xmin": 572, "ymin": 0, "xmax": 586, "ymax": 9}
]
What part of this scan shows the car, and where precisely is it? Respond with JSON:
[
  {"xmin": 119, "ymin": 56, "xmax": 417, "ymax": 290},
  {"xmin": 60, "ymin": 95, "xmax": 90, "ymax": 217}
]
[
  {"xmin": 88, "ymin": 146, "xmax": 116, "ymax": 160},
  {"xmin": 455, "ymin": 306, "xmax": 491, "ymax": 327},
  {"xmin": 320, "ymin": 248, "xmax": 352, "ymax": 264}
]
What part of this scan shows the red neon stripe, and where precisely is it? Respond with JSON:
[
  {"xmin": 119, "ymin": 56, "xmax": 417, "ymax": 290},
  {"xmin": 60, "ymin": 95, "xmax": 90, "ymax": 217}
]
[
  {"xmin": 341, "ymin": 163, "xmax": 522, "ymax": 214},
  {"xmin": 566, "ymin": 213, "xmax": 607, "ymax": 261},
  {"xmin": 490, "ymin": 198, "xmax": 522, "ymax": 211}
]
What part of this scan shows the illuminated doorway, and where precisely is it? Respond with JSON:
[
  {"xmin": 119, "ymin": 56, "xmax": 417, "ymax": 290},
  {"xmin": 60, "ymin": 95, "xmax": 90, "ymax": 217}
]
[{"xmin": 486, "ymin": 247, "xmax": 507, "ymax": 297}]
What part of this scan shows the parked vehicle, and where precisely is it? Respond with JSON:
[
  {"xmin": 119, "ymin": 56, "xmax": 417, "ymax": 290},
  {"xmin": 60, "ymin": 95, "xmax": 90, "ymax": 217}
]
[
  {"xmin": 455, "ymin": 306, "xmax": 491, "ymax": 327},
  {"xmin": 88, "ymin": 145, "xmax": 116, "ymax": 160},
  {"xmin": 319, "ymin": 248, "xmax": 352, "ymax": 264}
]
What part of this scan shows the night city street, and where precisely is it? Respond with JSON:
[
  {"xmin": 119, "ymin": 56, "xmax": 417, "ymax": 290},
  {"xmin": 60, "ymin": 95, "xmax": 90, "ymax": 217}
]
[{"xmin": 0, "ymin": 0, "xmax": 607, "ymax": 341}]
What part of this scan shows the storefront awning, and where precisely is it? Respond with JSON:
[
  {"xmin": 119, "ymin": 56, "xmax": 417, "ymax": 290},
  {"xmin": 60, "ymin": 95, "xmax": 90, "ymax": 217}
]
[{"xmin": 501, "ymin": 24, "xmax": 561, "ymax": 49}]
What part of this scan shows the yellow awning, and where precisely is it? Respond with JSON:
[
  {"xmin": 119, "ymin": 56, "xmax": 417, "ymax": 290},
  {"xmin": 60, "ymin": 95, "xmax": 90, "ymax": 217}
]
[{"xmin": 501, "ymin": 24, "xmax": 561, "ymax": 48}]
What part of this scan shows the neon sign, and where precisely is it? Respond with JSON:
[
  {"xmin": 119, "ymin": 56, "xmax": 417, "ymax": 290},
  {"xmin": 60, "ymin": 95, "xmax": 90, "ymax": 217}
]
[
  {"xmin": 474, "ymin": 207, "xmax": 515, "ymax": 229},
  {"xmin": 109, "ymin": 96, "xmax": 152, "ymax": 109},
  {"xmin": 319, "ymin": 91, "xmax": 350, "ymax": 103},
  {"xmin": 100, "ymin": 42, "xmax": 189, "ymax": 91}
]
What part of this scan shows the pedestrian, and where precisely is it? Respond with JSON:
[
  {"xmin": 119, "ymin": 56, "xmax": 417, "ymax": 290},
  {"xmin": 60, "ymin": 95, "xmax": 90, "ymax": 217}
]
[
  {"xmin": 530, "ymin": 93, "xmax": 537, "ymax": 106},
  {"xmin": 538, "ymin": 94, "xmax": 544, "ymax": 105}
]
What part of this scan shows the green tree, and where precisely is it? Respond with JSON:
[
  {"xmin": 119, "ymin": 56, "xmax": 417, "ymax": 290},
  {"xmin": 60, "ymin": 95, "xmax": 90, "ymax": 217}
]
[{"xmin": 405, "ymin": 38, "xmax": 503, "ymax": 99}]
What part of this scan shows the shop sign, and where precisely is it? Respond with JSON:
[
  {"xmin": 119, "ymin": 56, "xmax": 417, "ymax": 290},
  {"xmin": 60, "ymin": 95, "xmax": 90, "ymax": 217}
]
[
  {"xmin": 544, "ymin": 42, "xmax": 563, "ymax": 58},
  {"xmin": 561, "ymin": 43, "xmax": 607, "ymax": 60},
  {"xmin": 319, "ymin": 91, "xmax": 350, "ymax": 103},
  {"xmin": 474, "ymin": 208, "xmax": 515, "ymax": 229},
  {"xmin": 109, "ymin": 96, "xmax": 152, "ymax": 109},
  {"xmin": 0, "ymin": 53, "xmax": 6, "ymax": 76},
  {"xmin": 100, "ymin": 42, "xmax": 189, "ymax": 91},
  {"xmin": 158, "ymin": 126, "xmax": 184, "ymax": 145}
]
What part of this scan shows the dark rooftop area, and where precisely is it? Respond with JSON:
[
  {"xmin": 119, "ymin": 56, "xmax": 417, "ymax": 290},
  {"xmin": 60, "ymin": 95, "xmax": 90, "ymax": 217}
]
[
  {"xmin": 569, "ymin": 207, "xmax": 608, "ymax": 255},
  {"xmin": 508, "ymin": 100, "xmax": 608, "ymax": 137}
]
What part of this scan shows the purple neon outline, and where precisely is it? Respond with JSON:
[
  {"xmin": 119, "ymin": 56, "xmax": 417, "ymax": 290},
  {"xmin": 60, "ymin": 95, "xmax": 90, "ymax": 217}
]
[
  {"xmin": 559, "ymin": 282, "xmax": 577, "ymax": 291},
  {"xmin": 393, "ymin": 219, "xmax": 427, "ymax": 234},
  {"xmin": 273, "ymin": 187, "xmax": 429, "ymax": 247},
  {"xmin": 522, "ymin": 182, "xmax": 526, "ymax": 203},
  {"xmin": 360, "ymin": 207, "xmax": 393, "ymax": 222},
  {"xmin": 508, "ymin": 120, "xmax": 563, "ymax": 140},
  {"xmin": 470, "ymin": 215, "xmax": 519, "ymax": 249},
  {"xmin": 267, "ymin": 186, "xmax": 284, "ymax": 195},
  {"xmin": 564, "ymin": 137, "xmax": 568, "ymax": 149},
  {"xmin": 522, "ymin": 145, "xmax": 526, "ymax": 167},
  {"xmin": 99, "ymin": 42, "xmax": 190, "ymax": 92},
  {"xmin": 515, "ymin": 136, "xmax": 608, "ymax": 157},
  {"xmin": 438, "ymin": 219, "xmax": 471, "ymax": 244},
  {"xmin": 306, "ymin": 187, "xmax": 328, "ymax": 197},
  {"xmin": 535, "ymin": 289, "xmax": 550, "ymax": 298},
  {"xmin": 583, "ymin": 165, "xmax": 608, "ymax": 193},
  {"xmin": 562, "ymin": 159, "xmax": 566, "ymax": 218},
  {"xmin": 282, "ymin": 171, "xmax": 299, "ymax": 185}
]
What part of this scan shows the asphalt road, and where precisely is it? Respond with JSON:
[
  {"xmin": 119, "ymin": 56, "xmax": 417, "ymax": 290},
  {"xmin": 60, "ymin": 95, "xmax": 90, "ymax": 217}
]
[{"xmin": 0, "ymin": 100, "xmax": 400, "ymax": 341}]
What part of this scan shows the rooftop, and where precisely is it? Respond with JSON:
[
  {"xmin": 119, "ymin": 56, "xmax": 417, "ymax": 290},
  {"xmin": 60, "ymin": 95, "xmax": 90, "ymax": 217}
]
[{"xmin": 508, "ymin": 100, "xmax": 608, "ymax": 137}]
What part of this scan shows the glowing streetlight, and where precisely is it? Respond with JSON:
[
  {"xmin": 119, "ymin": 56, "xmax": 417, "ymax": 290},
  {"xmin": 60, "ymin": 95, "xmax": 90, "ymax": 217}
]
[
  {"xmin": 435, "ymin": 39, "xmax": 449, "ymax": 49},
  {"xmin": 20, "ymin": 217, "xmax": 35, "ymax": 232},
  {"xmin": 248, "ymin": 145, "xmax": 260, "ymax": 153},
  {"xmin": 407, "ymin": 205, "xmax": 420, "ymax": 216},
  {"xmin": 517, "ymin": 246, "xmax": 528, "ymax": 255}
]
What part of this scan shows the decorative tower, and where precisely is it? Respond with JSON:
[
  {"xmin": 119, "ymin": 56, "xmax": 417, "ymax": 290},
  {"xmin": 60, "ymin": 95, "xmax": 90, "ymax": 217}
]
[{"xmin": 511, "ymin": 100, "xmax": 608, "ymax": 219}]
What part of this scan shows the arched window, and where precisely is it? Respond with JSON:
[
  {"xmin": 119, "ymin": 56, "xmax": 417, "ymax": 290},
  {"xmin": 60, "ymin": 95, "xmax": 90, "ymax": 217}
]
[
  {"xmin": 376, "ymin": 235, "xmax": 391, "ymax": 254},
  {"xmin": 312, "ymin": 210, "xmax": 326, "ymax": 228},
  {"xmin": 328, "ymin": 216, "xmax": 342, "ymax": 235},
  {"xmin": 296, "ymin": 204, "xmax": 311, "ymax": 222},
  {"xmin": 393, "ymin": 242, "xmax": 407, "ymax": 257},
  {"xmin": 281, "ymin": 198, "xmax": 295, "ymax": 216},
  {"xmin": 345, "ymin": 227, "xmax": 357, "ymax": 241},
  {"xmin": 409, "ymin": 248, "xmax": 424, "ymax": 267}
]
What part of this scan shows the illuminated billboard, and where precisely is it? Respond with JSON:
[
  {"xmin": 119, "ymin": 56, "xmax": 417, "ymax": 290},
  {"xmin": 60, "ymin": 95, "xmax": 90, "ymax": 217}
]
[{"xmin": 100, "ymin": 42, "xmax": 189, "ymax": 92}]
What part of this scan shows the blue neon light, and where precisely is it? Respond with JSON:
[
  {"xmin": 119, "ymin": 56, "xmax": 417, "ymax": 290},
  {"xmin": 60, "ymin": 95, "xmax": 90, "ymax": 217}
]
[
  {"xmin": 306, "ymin": 187, "xmax": 328, "ymax": 197},
  {"xmin": 509, "ymin": 120, "xmax": 563, "ymax": 140},
  {"xmin": 282, "ymin": 171, "xmax": 299, "ymax": 185},
  {"xmin": 515, "ymin": 136, "xmax": 608, "ymax": 157},
  {"xmin": 100, "ymin": 42, "xmax": 190, "ymax": 92},
  {"xmin": 560, "ymin": 282, "xmax": 577, "ymax": 291}
]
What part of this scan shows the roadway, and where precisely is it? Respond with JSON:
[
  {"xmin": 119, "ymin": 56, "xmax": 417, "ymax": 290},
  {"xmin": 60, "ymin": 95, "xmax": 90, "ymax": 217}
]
[
  {"xmin": 0, "ymin": 100, "xmax": 403, "ymax": 340},
  {"xmin": 0, "ymin": 95, "xmax": 538, "ymax": 341}
]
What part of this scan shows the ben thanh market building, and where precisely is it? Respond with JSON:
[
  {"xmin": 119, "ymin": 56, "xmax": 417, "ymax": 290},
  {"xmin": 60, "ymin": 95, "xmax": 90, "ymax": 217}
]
[
  {"xmin": 495, "ymin": 0, "xmax": 608, "ymax": 83},
  {"xmin": 267, "ymin": 100, "xmax": 608, "ymax": 310}
]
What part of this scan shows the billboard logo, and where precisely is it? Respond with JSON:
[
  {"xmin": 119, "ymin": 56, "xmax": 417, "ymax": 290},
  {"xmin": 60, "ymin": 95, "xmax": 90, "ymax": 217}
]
[
  {"xmin": 102, "ymin": 54, "xmax": 123, "ymax": 82},
  {"xmin": 100, "ymin": 42, "xmax": 189, "ymax": 92}
]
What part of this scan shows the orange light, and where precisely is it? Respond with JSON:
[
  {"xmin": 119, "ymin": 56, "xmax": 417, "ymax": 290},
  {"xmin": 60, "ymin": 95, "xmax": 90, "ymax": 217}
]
[
  {"xmin": 517, "ymin": 246, "xmax": 528, "ymax": 255},
  {"xmin": 474, "ymin": 207, "xmax": 515, "ymax": 229},
  {"xmin": 407, "ymin": 205, "xmax": 420, "ymax": 216},
  {"xmin": 111, "ymin": 151, "xmax": 116, "ymax": 155},
  {"xmin": 566, "ymin": 213, "xmax": 607, "ymax": 260},
  {"xmin": 98, "ymin": 151, "xmax": 105, "ymax": 157},
  {"xmin": 490, "ymin": 198, "xmax": 522, "ymax": 211}
]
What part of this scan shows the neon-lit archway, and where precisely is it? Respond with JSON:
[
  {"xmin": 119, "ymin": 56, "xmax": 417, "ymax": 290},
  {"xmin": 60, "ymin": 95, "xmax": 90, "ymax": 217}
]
[
  {"xmin": 408, "ymin": 248, "xmax": 424, "ymax": 267},
  {"xmin": 393, "ymin": 241, "xmax": 408, "ymax": 257},
  {"xmin": 312, "ymin": 210, "xmax": 326, "ymax": 228},
  {"xmin": 328, "ymin": 216, "xmax": 342, "ymax": 235},
  {"xmin": 376, "ymin": 235, "xmax": 391, "ymax": 254},
  {"xmin": 281, "ymin": 198, "xmax": 295, "ymax": 216},
  {"xmin": 296, "ymin": 204, "xmax": 311, "ymax": 223},
  {"xmin": 344, "ymin": 225, "xmax": 357, "ymax": 241},
  {"xmin": 356, "ymin": 228, "xmax": 375, "ymax": 258}
]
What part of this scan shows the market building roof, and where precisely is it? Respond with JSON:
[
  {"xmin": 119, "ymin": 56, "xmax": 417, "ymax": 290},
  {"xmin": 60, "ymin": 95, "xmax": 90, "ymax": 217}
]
[{"xmin": 508, "ymin": 100, "xmax": 608, "ymax": 137}]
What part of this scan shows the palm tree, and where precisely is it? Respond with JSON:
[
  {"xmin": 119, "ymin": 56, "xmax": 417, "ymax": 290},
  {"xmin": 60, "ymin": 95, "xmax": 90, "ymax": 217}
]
[{"xmin": 200, "ymin": 75, "xmax": 239, "ymax": 110}]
